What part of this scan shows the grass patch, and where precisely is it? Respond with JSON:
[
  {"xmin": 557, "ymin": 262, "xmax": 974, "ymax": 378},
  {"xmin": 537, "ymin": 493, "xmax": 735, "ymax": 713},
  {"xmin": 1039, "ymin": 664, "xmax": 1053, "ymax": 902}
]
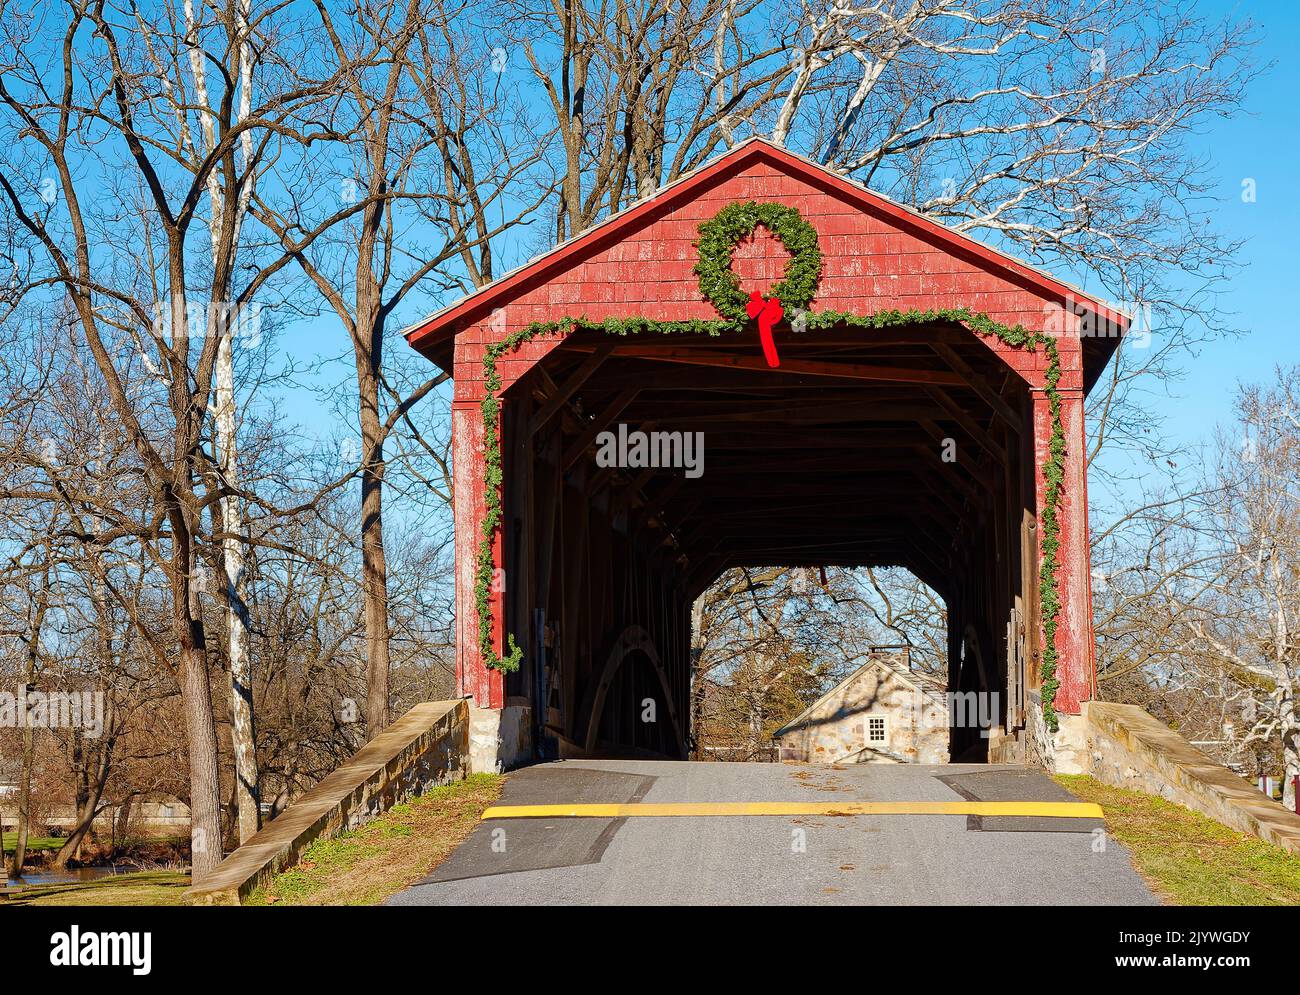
[
  {"xmin": 2, "ymin": 833, "xmax": 63, "ymax": 852},
  {"xmin": 3, "ymin": 871, "xmax": 190, "ymax": 907},
  {"xmin": 246, "ymin": 773, "xmax": 503, "ymax": 907},
  {"xmin": 1056, "ymin": 775, "xmax": 1300, "ymax": 906}
]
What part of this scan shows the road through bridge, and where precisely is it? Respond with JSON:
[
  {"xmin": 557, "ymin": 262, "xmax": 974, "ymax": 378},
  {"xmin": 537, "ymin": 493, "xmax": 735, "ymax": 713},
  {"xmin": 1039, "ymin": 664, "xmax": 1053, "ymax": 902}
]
[{"xmin": 390, "ymin": 761, "xmax": 1156, "ymax": 906}]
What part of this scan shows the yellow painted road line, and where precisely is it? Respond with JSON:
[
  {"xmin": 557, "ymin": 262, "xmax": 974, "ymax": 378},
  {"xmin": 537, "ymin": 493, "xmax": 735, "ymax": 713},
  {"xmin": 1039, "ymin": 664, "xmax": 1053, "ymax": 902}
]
[{"xmin": 481, "ymin": 801, "xmax": 1104, "ymax": 820}]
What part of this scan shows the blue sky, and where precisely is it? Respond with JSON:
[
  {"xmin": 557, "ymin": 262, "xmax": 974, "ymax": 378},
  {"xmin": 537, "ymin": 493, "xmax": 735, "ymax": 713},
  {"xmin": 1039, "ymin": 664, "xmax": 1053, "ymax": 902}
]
[{"xmin": 1136, "ymin": 1, "xmax": 1297, "ymax": 446}]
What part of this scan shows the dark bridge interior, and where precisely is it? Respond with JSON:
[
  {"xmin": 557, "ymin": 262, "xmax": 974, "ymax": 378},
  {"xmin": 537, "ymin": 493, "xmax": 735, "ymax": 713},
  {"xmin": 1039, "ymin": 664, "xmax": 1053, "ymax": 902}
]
[{"xmin": 499, "ymin": 322, "xmax": 1042, "ymax": 761}]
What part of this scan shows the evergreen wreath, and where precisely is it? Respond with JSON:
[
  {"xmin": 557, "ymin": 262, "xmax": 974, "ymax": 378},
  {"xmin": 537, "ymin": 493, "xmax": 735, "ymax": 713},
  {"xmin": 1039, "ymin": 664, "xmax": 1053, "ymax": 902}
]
[{"xmin": 693, "ymin": 201, "xmax": 822, "ymax": 320}]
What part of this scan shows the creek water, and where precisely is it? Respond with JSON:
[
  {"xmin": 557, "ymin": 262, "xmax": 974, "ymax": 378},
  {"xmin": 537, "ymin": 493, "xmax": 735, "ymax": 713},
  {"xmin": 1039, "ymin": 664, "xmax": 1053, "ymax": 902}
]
[{"xmin": 3, "ymin": 865, "xmax": 122, "ymax": 887}]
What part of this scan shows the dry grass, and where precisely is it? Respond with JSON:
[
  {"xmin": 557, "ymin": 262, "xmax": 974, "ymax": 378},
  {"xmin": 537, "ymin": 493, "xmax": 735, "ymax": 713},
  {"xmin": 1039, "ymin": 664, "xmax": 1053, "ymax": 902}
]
[
  {"xmin": 246, "ymin": 773, "xmax": 503, "ymax": 906},
  {"xmin": 4, "ymin": 871, "xmax": 190, "ymax": 907},
  {"xmin": 1056, "ymin": 775, "xmax": 1300, "ymax": 905}
]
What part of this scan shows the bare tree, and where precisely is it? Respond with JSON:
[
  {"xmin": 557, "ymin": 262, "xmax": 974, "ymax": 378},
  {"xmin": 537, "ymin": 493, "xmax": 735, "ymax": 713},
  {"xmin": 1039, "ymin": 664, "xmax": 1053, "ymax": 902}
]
[
  {"xmin": 1195, "ymin": 371, "xmax": 1299, "ymax": 809},
  {"xmin": 132, "ymin": 0, "xmax": 265, "ymax": 843},
  {"xmin": 0, "ymin": 0, "xmax": 379, "ymax": 878},
  {"xmin": 502, "ymin": 0, "xmax": 791, "ymax": 239},
  {"xmin": 510, "ymin": 1, "xmax": 1253, "ymax": 484},
  {"xmin": 2, "ymin": 519, "xmax": 54, "ymax": 876},
  {"xmin": 0, "ymin": 305, "xmax": 180, "ymax": 867},
  {"xmin": 253, "ymin": 0, "xmax": 548, "ymax": 734},
  {"xmin": 1092, "ymin": 368, "xmax": 1299, "ymax": 810}
]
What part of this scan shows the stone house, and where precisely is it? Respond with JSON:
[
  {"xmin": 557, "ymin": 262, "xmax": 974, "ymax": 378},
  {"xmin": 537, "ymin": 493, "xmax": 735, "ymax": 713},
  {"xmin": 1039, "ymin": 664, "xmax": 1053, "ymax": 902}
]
[{"xmin": 773, "ymin": 653, "xmax": 949, "ymax": 764}]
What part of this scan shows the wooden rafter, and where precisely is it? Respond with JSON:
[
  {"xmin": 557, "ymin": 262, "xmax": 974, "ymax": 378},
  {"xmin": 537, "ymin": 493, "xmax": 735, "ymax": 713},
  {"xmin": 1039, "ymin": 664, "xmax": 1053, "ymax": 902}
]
[
  {"xmin": 529, "ymin": 341, "xmax": 617, "ymax": 436},
  {"xmin": 928, "ymin": 341, "xmax": 1022, "ymax": 433}
]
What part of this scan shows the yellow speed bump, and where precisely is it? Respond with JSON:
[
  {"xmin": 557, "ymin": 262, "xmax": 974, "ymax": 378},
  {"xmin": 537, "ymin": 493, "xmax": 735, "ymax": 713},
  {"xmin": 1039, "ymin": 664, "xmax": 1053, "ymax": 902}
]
[{"xmin": 481, "ymin": 801, "xmax": 1103, "ymax": 820}]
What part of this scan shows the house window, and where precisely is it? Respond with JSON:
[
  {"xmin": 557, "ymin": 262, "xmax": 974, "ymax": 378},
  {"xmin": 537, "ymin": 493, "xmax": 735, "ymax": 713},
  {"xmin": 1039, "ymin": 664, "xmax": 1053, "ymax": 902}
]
[{"xmin": 866, "ymin": 715, "xmax": 888, "ymax": 745}]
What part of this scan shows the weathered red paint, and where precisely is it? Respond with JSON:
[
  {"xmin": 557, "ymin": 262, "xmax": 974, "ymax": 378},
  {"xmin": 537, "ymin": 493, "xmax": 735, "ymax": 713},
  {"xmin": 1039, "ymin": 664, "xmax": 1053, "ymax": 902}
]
[
  {"xmin": 451, "ymin": 401, "xmax": 504, "ymax": 708},
  {"xmin": 411, "ymin": 137, "xmax": 1125, "ymax": 715},
  {"xmin": 1032, "ymin": 386, "xmax": 1095, "ymax": 714}
]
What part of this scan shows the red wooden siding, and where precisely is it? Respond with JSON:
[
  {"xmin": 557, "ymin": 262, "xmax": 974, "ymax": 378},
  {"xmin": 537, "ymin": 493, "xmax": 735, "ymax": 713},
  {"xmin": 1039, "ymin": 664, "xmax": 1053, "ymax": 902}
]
[{"xmin": 449, "ymin": 156, "xmax": 1084, "ymax": 405}]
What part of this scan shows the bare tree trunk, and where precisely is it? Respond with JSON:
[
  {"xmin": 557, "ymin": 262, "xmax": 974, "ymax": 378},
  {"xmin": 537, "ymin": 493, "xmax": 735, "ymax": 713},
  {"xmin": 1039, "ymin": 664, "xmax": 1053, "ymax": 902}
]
[
  {"xmin": 170, "ymin": 437, "xmax": 225, "ymax": 880},
  {"xmin": 10, "ymin": 561, "xmax": 51, "ymax": 877},
  {"xmin": 9, "ymin": 702, "xmax": 34, "ymax": 877},
  {"xmin": 114, "ymin": 793, "xmax": 138, "ymax": 853},
  {"xmin": 9, "ymin": 642, "xmax": 40, "ymax": 877},
  {"xmin": 53, "ymin": 727, "xmax": 108, "ymax": 869},
  {"xmin": 357, "ymin": 351, "xmax": 391, "ymax": 736},
  {"xmin": 689, "ymin": 596, "xmax": 706, "ymax": 759},
  {"xmin": 216, "ymin": 328, "xmax": 259, "ymax": 842},
  {"xmin": 180, "ymin": 632, "xmax": 225, "ymax": 880},
  {"xmin": 1281, "ymin": 695, "xmax": 1299, "ymax": 813},
  {"xmin": 180, "ymin": 0, "xmax": 261, "ymax": 844},
  {"xmin": 747, "ymin": 694, "xmax": 762, "ymax": 758}
]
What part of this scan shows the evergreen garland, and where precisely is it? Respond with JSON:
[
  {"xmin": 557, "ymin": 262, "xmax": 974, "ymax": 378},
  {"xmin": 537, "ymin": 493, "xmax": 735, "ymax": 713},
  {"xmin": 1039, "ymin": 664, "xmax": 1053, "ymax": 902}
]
[{"xmin": 474, "ymin": 307, "xmax": 1067, "ymax": 732}]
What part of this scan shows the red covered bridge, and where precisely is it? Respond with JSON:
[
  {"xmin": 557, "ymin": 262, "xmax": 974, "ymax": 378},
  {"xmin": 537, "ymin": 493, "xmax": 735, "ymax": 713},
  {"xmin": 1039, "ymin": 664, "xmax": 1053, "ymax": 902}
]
[{"xmin": 405, "ymin": 137, "xmax": 1127, "ymax": 764}]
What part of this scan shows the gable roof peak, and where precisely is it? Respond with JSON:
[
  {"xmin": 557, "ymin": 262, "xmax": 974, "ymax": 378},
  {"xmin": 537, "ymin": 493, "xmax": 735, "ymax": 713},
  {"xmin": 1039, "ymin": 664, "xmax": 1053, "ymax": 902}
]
[
  {"xmin": 405, "ymin": 134, "xmax": 1127, "ymax": 376},
  {"xmin": 773, "ymin": 654, "xmax": 948, "ymax": 740}
]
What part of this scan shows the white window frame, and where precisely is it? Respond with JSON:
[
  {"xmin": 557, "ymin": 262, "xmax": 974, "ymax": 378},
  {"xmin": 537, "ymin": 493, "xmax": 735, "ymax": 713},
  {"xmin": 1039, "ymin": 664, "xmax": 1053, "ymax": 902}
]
[{"xmin": 865, "ymin": 714, "xmax": 888, "ymax": 746}]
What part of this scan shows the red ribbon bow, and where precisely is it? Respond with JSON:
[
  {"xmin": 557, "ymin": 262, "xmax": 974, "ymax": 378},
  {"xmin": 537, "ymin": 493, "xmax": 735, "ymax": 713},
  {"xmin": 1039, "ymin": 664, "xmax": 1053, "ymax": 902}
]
[{"xmin": 746, "ymin": 289, "xmax": 784, "ymax": 368}]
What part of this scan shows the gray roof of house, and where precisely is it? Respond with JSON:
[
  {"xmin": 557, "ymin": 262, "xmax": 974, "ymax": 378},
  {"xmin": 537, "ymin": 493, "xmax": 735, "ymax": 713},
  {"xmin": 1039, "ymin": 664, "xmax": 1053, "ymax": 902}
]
[{"xmin": 773, "ymin": 654, "xmax": 948, "ymax": 740}]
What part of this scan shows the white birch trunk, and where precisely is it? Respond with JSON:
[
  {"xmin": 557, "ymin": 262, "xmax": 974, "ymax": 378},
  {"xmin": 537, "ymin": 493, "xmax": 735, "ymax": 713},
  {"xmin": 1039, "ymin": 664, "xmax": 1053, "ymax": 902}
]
[
  {"xmin": 214, "ymin": 329, "xmax": 259, "ymax": 841},
  {"xmin": 181, "ymin": 0, "xmax": 260, "ymax": 842},
  {"xmin": 1281, "ymin": 705, "xmax": 1299, "ymax": 814}
]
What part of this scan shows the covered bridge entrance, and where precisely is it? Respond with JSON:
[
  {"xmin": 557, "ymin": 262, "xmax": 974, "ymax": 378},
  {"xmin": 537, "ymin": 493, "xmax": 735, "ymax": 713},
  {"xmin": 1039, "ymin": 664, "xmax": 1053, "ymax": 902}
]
[{"xmin": 405, "ymin": 138, "xmax": 1126, "ymax": 765}]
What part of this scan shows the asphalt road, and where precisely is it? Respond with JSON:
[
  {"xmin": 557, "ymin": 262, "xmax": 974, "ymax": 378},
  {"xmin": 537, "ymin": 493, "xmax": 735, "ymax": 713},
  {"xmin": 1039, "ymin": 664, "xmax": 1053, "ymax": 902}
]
[{"xmin": 389, "ymin": 760, "xmax": 1158, "ymax": 906}]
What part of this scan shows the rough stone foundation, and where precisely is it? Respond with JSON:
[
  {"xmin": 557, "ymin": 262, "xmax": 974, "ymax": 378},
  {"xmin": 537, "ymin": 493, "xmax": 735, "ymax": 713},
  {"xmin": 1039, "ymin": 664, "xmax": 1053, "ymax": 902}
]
[{"xmin": 469, "ymin": 702, "xmax": 532, "ymax": 773}]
